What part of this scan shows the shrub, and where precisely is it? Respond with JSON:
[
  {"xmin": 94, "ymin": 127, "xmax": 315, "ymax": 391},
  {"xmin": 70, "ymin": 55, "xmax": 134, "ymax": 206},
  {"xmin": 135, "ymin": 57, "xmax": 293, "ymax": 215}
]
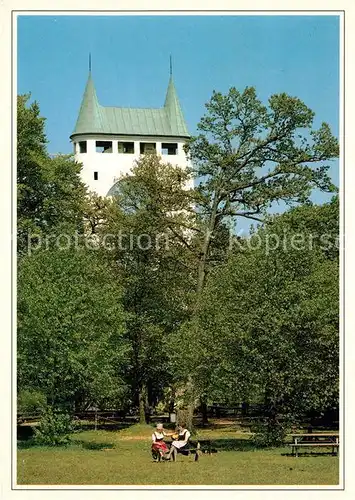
[
  {"xmin": 155, "ymin": 401, "xmax": 167, "ymax": 414},
  {"xmin": 251, "ymin": 418, "xmax": 288, "ymax": 447},
  {"xmin": 34, "ymin": 407, "xmax": 76, "ymax": 446},
  {"xmin": 17, "ymin": 389, "xmax": 47, "ymax": 416}
]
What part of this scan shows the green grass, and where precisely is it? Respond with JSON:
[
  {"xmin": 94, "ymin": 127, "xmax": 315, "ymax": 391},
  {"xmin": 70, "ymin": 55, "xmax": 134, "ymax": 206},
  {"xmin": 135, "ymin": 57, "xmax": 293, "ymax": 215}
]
[{"xmin": 17, "ymin": 424, "xmax": 339, "ymax": 486}]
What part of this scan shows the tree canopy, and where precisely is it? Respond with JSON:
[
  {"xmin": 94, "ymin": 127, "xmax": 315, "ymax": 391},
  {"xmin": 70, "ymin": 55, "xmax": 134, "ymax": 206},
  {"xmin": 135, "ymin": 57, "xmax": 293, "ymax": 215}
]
[
  {"xmin": 177, "ymin": 198, "xmax": 339, "ymax": 422},
  {"xmin": 17, "ymin": 94, "xmax": 86, "ymax": 254},
  {"xmin": 17, "ymin": 246, "xmax": 129, "ymax": 410},
  {"xmin": 17, "ymin": 87, "xmax": 339, "ymax": 439},
  {"xmin": 186, "ymin": 87, "xmax": 338, "ymax": 294}
]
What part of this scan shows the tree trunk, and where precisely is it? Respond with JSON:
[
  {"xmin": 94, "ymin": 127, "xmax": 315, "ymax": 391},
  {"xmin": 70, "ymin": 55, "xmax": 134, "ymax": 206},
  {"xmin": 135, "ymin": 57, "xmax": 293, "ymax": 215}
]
[
  {"xmin": 180, "ymin": 376, "xmax": 196, "ymax": 429},
  {"xmin": 138, "ymin": 385, "xmax": 147, "ymax": 424},
  {"xmin": 94, "ymin": 408, "xmax": 98, "ymax": 431},
  {"xmin": 185, "ymin": 194, "xmax": 221, "ymax": 429},
  {"xmin": 168, "ymin": 386, "xmax": 176, "ymax": 414},
  {"xmin": 196, "ymin": 233, "xmax": 210, "ymax": 295},
  {"xmin": 241, "ymin": 401, "xmax": 249, "ymax": 417},
  {"xmin": 177, "ymin": 407, "xmax": 194, "ymax": 430},
  {"xmin": 200, "ymin": 397, "xmax": 209, "ymax": 426},
  {"xmin": 196, "ymin": 193, "xmax": 220, "ymax": 296}
]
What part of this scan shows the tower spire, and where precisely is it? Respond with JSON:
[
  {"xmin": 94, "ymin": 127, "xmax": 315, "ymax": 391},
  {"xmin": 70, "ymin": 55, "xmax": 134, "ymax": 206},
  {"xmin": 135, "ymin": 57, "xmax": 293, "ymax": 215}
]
[
  {"xmin": 169, "ymin": 55, "xmax": 172, "ymax": 76},
  {"xmin": 72, "ymin": 69, "xmax": 104, "ymax": 135},
  {"xmin": 164, "ymin": 68, "xmax": 189, "ymax": 137}
]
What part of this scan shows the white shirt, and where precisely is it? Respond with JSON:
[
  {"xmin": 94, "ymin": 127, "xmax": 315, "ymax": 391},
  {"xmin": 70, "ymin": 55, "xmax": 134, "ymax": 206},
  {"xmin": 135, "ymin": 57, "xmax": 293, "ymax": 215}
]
[
  {"xmin": 179, "ymin": 429, "xmax": 191, "ymax": 442},
  {"xmin": 152, "ymin": 431, "xmax": 166, "ymax": 442},
  {"xmin": 172, "ymin": 428, "xmax": 191, "ymax": 449}
]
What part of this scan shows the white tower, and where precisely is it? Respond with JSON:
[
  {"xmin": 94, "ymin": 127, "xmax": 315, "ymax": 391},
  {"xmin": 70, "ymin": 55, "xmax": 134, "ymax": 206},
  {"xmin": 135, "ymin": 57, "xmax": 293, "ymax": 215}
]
[{"xmin": 70, "ymin": 63, "xmax": 192, "ymax": 197}]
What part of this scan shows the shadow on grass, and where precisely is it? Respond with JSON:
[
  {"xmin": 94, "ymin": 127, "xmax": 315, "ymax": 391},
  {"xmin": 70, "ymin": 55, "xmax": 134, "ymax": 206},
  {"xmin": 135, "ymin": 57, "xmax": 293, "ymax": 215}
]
[
  {"xmin": 17, "ymin": 423, "xmax": 118, "ymax": 451},
  {"xmin": 281, "ymin": 451, "xmax": 339, "ymax": 457},
  {"xmin": 72, "ymin": 440, "xmax": 115, "ymax": 451},
  {"xmin": 17, "ymin": 438, "xmax": 116, "ymax": 451},
  {"xmin": 215, "ymin": 438, "xmax": 258, "ymax": 452},
  {"xmin": 18, "ymin": 421, "xmax": 135, "ymax": 436},
  {"xmin": 196, "ymin": 437, "xmax": 260, "ymax": 452},
  {"xmin": 206, "ymin": 439, "xmax": 340, "ymax": 455},
  {"xmin": 17, "ymin": 420, "xmax": 134, "ymax": 445},
  {"xmin": 17, "ymin": 438, "xmax": 38, "ymax": 449}
]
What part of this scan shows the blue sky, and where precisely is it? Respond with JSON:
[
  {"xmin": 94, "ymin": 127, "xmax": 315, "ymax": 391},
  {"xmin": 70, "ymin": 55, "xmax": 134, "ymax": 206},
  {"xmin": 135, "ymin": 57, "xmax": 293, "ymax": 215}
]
[{"xmin": 18, "ymin": 15, "xmax": 340, "ymax": 226}]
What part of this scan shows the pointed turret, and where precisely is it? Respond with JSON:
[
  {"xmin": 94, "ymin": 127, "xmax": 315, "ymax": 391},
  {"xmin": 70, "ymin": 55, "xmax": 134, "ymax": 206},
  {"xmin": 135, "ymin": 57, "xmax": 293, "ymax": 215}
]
[
  {"xmin": 72, "ymin": 72, "xmax": 104, "ymax": 135},
  {"xmin": 164, "ymin": 76, "xmax": 189, "ymax": 137},
  {"xmin": 70, "ymin": 62, "xmax": 192, "ymax": 197}
]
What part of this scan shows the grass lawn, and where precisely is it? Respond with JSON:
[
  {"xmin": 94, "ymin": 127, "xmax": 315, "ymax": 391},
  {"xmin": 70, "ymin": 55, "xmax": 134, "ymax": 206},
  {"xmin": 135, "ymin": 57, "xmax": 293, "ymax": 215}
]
[{"xmin": 17, "ymin": 424, "xmax": 339, "ymax": 486}]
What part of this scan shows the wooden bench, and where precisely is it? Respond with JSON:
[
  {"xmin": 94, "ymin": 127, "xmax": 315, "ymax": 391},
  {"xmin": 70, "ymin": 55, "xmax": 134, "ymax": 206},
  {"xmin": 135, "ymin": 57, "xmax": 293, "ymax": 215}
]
[
  {"xmin": 289, "ymin": 433, "xmax": 339, "ymax": 457},
  {"xmin": 175, "ymin": 439, "xmax": 216, "ymax": 461},
  {"xmin": 152, "ymin": 439, "xmax": 216, "ymax": 462}
]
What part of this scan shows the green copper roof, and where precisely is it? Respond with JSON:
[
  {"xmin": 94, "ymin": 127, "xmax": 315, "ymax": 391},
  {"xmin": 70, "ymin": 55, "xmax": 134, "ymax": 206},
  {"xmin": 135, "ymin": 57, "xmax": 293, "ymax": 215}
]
[
  {"xmin": 164, "ymin": 77, "xmax": 189, "ymax": 137},
  {"xmin": 71, "ymin": 73, "xmax": 189, "ymax": 138},
  {"xmin": 73, "ymin": 73, "xmax": 105, "ymax": 134}
]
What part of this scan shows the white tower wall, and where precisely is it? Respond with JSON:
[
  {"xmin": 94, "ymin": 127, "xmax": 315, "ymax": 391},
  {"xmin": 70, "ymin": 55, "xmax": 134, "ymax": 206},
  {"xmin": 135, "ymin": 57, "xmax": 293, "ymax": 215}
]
[{"xmin": 72, "ymin": 134, "xmax": 193, "ymax": 197}]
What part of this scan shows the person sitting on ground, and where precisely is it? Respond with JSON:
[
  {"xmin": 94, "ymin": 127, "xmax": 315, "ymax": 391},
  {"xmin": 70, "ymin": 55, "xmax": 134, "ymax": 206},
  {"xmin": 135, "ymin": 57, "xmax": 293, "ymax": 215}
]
[
  {"xmin": 151, "ymin": 423, "xmax": 170, "ymax": 459},
  {"xmin": 166, "ymin": 424, "xmax": 191, "ymax": 461}
]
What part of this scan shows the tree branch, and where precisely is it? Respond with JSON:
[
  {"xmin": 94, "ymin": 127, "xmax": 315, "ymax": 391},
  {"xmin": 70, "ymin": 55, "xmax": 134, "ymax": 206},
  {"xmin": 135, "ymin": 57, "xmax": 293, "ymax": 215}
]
[
  {"xmin": 228, "ymin": 170, "xmax": 285, "ymax": 193},
  {"xmin": 167, "ymin": 225, "xmax": 198, "ymax": 256},
  {"xmin": 165, "ymin": 218, "xmax": 202, "ymax": 234},
  {"xmin": 233, "ymin": 212, "xmax": 264, "ymax": 223}
]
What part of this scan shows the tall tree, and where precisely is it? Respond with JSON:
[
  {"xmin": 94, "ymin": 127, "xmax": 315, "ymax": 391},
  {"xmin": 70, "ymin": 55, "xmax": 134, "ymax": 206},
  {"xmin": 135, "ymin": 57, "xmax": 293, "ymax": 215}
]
[
  {"xmin": 93, "ymin": 154, "xmax": 196, "ymax": 422},
  {"xmin": 186, "ymin": 87, "xmax": 339, "ymax": 296},
  {"xmin": 168, "ymin": 87, "xmax": 339, "ymax": 424},
  {"xmin": 17, "ymin": 245, "xmax": 129, "ymax": 411},
  {"xmin": 17, "ymin": 94, "xmax": 86, "ymax": 254},
  {"xmin": 183, "ymin": 198, "xmax": 339, "ymax": 438}
]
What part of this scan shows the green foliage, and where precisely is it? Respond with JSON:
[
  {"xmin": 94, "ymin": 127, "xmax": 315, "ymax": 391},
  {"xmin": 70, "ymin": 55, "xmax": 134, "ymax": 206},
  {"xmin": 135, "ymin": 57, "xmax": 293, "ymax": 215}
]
[
  {"xmin": 189, "ymin": 88, "xmax": 338, "ymax": 212},
  {"xmin": 17, "ymin": 389, "xmax": 47, "ymax": 416},
  {"xmin": 17, "ymin": 94, "xmax": 86, "ymax": 254},
  {"xmin": 185, "ymin": 86, "xmax": 338, "ymax": 295},
  {"xmin": 173, "ymin": 198, "xmax": 339, "ymax": 427},
  {"xmin": 93, "ymin": 154, "xmax": 196, "ymax": 418},
  {"xmin": 17, "ymin": 87, "xmax": 339, "ymax": 427},
  {"xmin": 34, "ymin": 407, "xmax": 76, "ymax": 446},
  {"xmin": 251, "ymin": 420, "xmax": 288, "ymax": 448},
  {"xmin": 17, "ymin": 246, "xmax": 129, "ymax": 410}
]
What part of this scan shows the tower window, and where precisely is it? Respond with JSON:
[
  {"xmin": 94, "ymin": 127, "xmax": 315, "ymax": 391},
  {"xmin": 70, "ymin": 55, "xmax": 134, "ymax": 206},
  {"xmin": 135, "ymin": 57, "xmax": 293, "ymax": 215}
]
[
  {"xmin": 96, "ymin": 141, "xmax": 112, "ymax": 153},
  {"xmin": 118, "ymin": 142, "xmax": 134, "ymax": 154},
  {"xmin": 79, "ymin": 141, "xmax": 87, "ymax": 153},
  {"xmin": 162, "ymin": 143, "xmax": 178, "ymax": 155},
  {"xmin": 94, "ymin": 172, "xmax": 98, "ymax": 180},
  {"xmin": 140, "ymin": 142, "xmax": 156, "ymax": 154}
]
